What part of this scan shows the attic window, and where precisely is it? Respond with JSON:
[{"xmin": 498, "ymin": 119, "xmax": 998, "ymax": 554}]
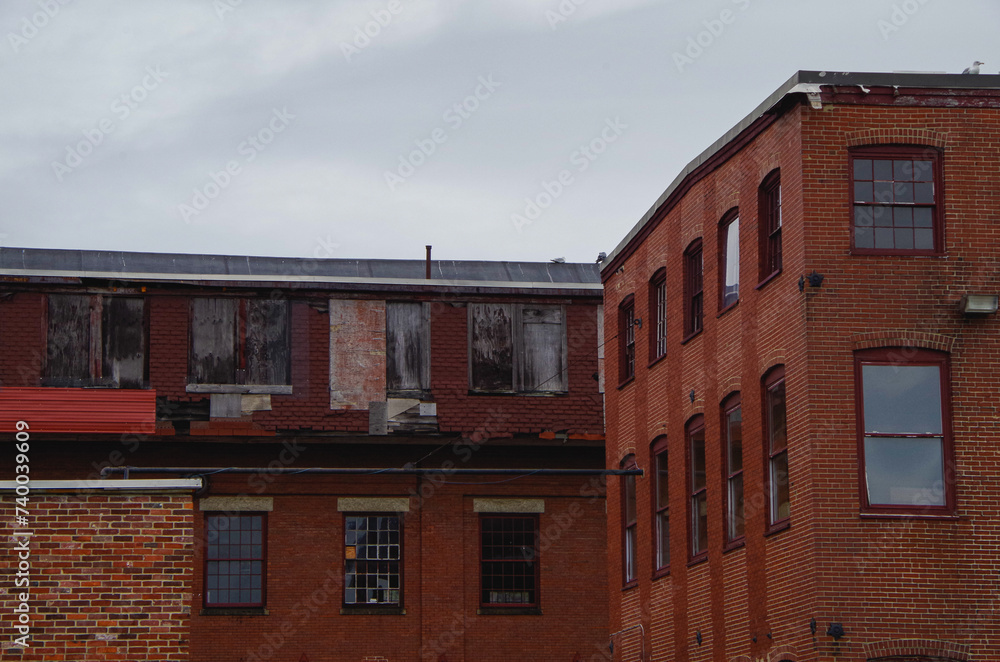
[
  {"xmin": 189, "ymin": 298, "xmax": 290, "ymax": 386},
  {"xmin": 468, "ymin": 304, "xmax": 568, "ymax": 393}
]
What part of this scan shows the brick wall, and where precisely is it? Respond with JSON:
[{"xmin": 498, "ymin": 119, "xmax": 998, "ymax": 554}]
[{"xmin": 0, "ymin": 493, "xmax": 193, "ymax": 660}]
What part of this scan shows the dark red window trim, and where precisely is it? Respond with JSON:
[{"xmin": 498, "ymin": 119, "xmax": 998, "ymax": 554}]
[
  {"xmin": 686, "ymin": 415, "xmax": 707, "ymax": 562},
  {"xmin": 204, "ymin": 512, "xmax": 267, "ymax": 608},
  {"xmin": 721, "ymin": 392, "xmax": 744, "ymax": 547},
  {"xmin": 620, "ymin": 454, "xmax": 638, "ymax": 586},
  {"xmin": 648, "ymin": 269, "xmax": 667, "ymax": 363},
  {"xmin": 479, "ymin": 514, "xmax": 540, "ymax": 607},
  {"xmin": 854, "ymin": 347, "xmax": 955, "ymax": 516},
  {"xmin": 764, "ymin": 365, "xmax": 789, "ymax": 531},
  {"xmin": 718, "ymin": 209, "xmax": 740, "ymax": 313},
  {"xmin": 618, "ymin": 295, "xmax": 636, "ymax": 385},
  {"xmin": 650, "ymin": 436, "xmax": 670, "ymax": 576},
  {"xmin": 683, "ymin": 240, "xmax": 703, "ymax": 341},
  {"xmin": 848, "ymin": 145, "xmax": 944, "ymax": 256},
  {"xmin": 758, "ymin": 169, "xmax": 782, "ymax": 285}
]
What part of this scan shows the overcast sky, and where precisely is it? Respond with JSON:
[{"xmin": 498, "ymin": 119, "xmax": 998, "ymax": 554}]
[{"xmin": 1, "ymin": 0, "xmax": 996, "ymax": 264}]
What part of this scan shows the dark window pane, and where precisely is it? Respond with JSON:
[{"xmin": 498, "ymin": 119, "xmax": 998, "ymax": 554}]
[
  {"xmin": 728, "ymin": 473, "xmax": 744, "ymax": 539},
  {"xmin": 894, "ymin": 229, "xmax": 914, "ymax": 250},
  {"xmin": 913, "ymin": 207, "xmax": 933, "ymax": 227},
  {"xmin": 894, "ymin": 182, "xmax": 914, "ymax": 203},
  {"xmin": 624, "ymin": 474, "xmax": 637, "ymax": 523},
  {"xmin": 913, "ymin": 160, "xmax": 933, "ymax": 181},
  {"xmin": 874, "ymin": 228, "xmax": 894, "ymax": 249},
  {"xmin": 656, "ymin": 511, "xmax": 670, "ymax": 568},
  {"xmin": 894, "ymin": 207, "xmax": 913, "ymax": 227},
  {"xmin": 864, "ymin": 437, "xmax": 945, "ymax": 506},
  {"xmin": 855, "ymin": 207, "xmax": 873, "ymax": 228},
  {"xmin": 693, "ymin": 493, "xmax": 708, "ymax": 554},
  {"xmin": 915, "ymin": 228, "xmax": 934, "ymax": 250},
  {"xmin": 873, "ymin": 181, "xmax": 893, "ymax": 203},
  {"xmin": 656, "ymin": 453, "xmax": 669, "ymax": 509},
  {"xmin": 854, "ymin": 158, "xmax": 873, "ymax": 180},
  {"xmin": 854, "ymin": 182, "xmax": 873, "ymax": 203},
  {"xmin": 893, "ymin": 159, "xmax": 913, "ymax": 181},
  {"xmin": 691, "ymin": 430, "xmax": 706, "ymax": 491},
  {"xmin": 727, "ymin": 407, "xmax": 742, "ymax": 473},
  {"xmin": 767, "ymin": 383, "xmax": 786, "ymax": 453},
  {"xmin": 855, "ymin": 227, "xmax": 874, "ymax": 248},
  {"xmin": 914, "ymin": 182, "xmax": 934, "ymax": 204},
  {"xmin": 770, "ymin": 451, "xmax": 790, "ymax": 521},
  {"xmin": 862, "ymin": 364, "xmax": 942, "ymax": 434},
  {"xmin": 873, "ymin": 159, "xmax": 893, "ymax": 180},
  {"xmin": 872, "ymin": 206, "xmax": 893, "ymax": 227}
]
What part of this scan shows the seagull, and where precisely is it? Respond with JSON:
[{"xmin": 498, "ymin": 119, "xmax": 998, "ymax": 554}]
[
  {"xmin": 596, "ymin": 251, "xmax": 607, "ymax": 263},
  {"xmin": 962, "ymin": 61, "xmax": 984, "ymax": 74},
  {"xmin": 550, "ymin": 257, "xmax": 565, "ymax": 263}
]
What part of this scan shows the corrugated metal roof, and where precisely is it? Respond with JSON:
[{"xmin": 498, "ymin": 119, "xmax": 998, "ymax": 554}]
[
  {"xmin": 0, "ymin": 247, "xmax": 601, "ymax": 288},
  {"xmin": 0, "ymin": 387, "xmax": 156, "ymax": 434}
]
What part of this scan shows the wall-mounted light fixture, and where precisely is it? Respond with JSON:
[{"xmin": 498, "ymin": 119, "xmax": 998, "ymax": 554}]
[{"xmin": 960, "ymin": 294, "xmax": 999, "ymax": 315}]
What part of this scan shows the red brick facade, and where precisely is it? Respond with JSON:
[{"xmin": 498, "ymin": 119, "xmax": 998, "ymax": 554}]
[{"xmin": 602, "ymin": 73, "xmax": 1000, "ymax": 662}]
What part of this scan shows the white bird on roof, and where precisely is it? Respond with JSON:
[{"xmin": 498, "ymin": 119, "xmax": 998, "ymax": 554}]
[{"xmin": 962, "ymin": 61, "xmax": 984, "ymax": 74}]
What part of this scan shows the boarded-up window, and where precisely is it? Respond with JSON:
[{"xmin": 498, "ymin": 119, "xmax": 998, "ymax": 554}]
[
  {"xmin": 386, "ymin": 302, "xmax": 430, "ymax": 393},
  {"xmin": 470, "ymin": 304, "xmax": 514, "ymax": 391},
  {"xmin": 190, "ymin": 298, "xmax": 289, "ymax": 385},
  {"xmin": 469, "ymin": 304, "xmax": 566, "ymax": 393},
  {"xmin": 45, "ymin": 294, "xmax": 146, "ymax": 388}
]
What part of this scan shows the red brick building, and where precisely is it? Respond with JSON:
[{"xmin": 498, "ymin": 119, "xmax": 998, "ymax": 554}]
[
  {"xmin": 601, "ymin": 71, "xmax": 1000, "ymax": 662},
  {"xmin": 0, "ymin": 248, "xmax": 617, "ymax": 661}
]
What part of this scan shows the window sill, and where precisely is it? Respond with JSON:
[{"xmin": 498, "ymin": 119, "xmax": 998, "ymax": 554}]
[
  {"xmin": 765, "ymin": 520, "xmax": 791, "ymax": 537},
  {"xmin": 652, "ymin": 567, "xmax": 670, "ymax": 580},
  {"xmin": 755, "ymin": 269, "xmax": 782, "ymax": 291},
  {"xmin": 616, "ymin": 376, "xmax": 635, "ymax": 391},
  {"xmin": 680, "ymin": 329, "xmax": 702, "ymax": 345},
  {"xmin": 187, "ymin": 384, "xmax": 293, "ymax": 395},
  {"xmin": 200, "ymin": 607, "xmax": 269, "ymax": 616},
  {"xmin": 477, "ymin": 606, "xmax": 542, "ymax": 616},
  {"xmin": 859, "ymin": 510, "xmax": 959, "ymax": 521},
  {"xmin": 466, "ymin": 390, "xmax": 567, "ymax": 397},
  {"xmin": 723, "ymin": 538, "xmax": 745, "ymax": 554},
  {"xmin": 340, "ymin": 606, "xmax": 406, "ymax": 615},
  {"xmin": 621, "ymin": 580, "xmax": 638, "ymax": 592},
  {"xmin": 850, "ymin": 248, "xmax": 945, "ymax": 257},
  {"xmin": 687, "ymin": 553, "xmax": 708, "ymax": 568},
  {"xmin": 647, "ymin": 354, "xmax": 667, "ymax": 370},
  {"xmin": 716, "ymin": 300, "xmax": 739, "ymax": 318}
]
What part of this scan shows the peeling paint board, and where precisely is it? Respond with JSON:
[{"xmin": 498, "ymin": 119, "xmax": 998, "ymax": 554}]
[
  {"xmin": 102, "ymin": 297, "xmax": 145, "ymax": 389},
  {"xmin": 329, "ymin": 299, "xmax": 386, "ymax": 409},
  {"xmin": 190, "ymin": 298, "xmax": 237, "ymax": 384},
  {"xmin": 469, "ymin": 303, "xmax": 513, "ymax": 391},
  {"xmin": 519, "ymin": 306, "xmax": 567, "ymax": 392},
  {"xmin": 386, "ymin": 302, "xmax": 430, "ymax": 391},
  {"xmin": 46, "ymin": 294, "xmax": 91, "ymax": 382},
  {"xmin": 246, "ymin": 299, "xmax": 290, "ymax": 385}
]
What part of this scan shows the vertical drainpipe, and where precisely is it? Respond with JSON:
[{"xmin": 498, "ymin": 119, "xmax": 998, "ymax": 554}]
[{"xmin": 425, "ymin": 245, "xmax": 432, "ymax": 280}]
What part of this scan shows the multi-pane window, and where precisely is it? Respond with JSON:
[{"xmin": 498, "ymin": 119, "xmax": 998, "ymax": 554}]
[
  {"xmin": 759, "ymin": 169, "xmax": 782, "ymax": 281},
  {"xmin": 469, "ymin": 304, "xmax": 567, "ymax": 393},
  {"xmin": 619, "ymin": 296, "xmax": 636, "ymax": 383},
  {"xmin": 684, "ymin": 240, "xmax": 703, "ymax": 338},
  {"xmin": 44, "ymin": 294, "xmax": 146, "ymax": 388},
  {"xmin": 851, "ymin": 147, "xmax": 941, "ymax": 254},
  {"xmin": 190, "ymin": 298, "xmax": 290, "ymax": 385},
  {"xmin": 765, "ymin": 367, "xmax": 789, "ymax": 527},
  {"xmin": 652, "ymin": 438, "xmax": 669, "ymax": 571},
  {"xmin": 719, "ymin": 211, "xmax": 740, "ymax": 310},
  {"xmin": 649, "ymin": 270, "xmax": 667, "ymax": 362},
  {"xmin": 723, "ymin": 395, "xmax": 744, "ymax": 544},
  {"xmin": 622, "ymin": 455, "xmax": 637, "ymax": 584},
  {"xmin": 856, "ymin": 348, "xmax": 953, "ymax": 514},
  {"xmin": 688, "ymin": 417, "xmax": 707, "ymax": 559},
  {"xmin": 344, "ymin": 515, "xmax": 401, "ymax": 606},
  {"xmin": 205, "ymin": 513, "xmax": 266, "ymax": 607},
  {"xmin": 480, "ymin": 515, "xmax": 538, "ymax": 606}
]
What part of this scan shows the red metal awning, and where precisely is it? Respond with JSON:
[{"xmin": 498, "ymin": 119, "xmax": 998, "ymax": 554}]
[{"xmin": 0, "ymin": 387, "xmax": 156, "ymax": 434}]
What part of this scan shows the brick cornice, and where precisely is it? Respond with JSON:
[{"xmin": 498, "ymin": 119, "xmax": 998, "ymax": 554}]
[{"xmin": 864, "ymin": 638, "xmax": 970, "ymax": 661}]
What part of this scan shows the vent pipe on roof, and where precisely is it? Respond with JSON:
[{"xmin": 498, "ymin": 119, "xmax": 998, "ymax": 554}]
[{"xmin": 425, "ymin": 245, "xmax": 432, "ymax": 279}]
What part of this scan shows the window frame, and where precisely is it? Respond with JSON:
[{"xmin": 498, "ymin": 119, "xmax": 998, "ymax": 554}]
[
  {"xmin": 479, "ymin": 514, "xmax": 540, "ymax": 608},
  {"xmin": 683, "ymin": 239, "xmax": 704, "ymax": 341},
  {"xmin": 621, "ymin": 454, "xmax": 638, "ymax": 587},
  {"xmin": 189, "ymin": 297, "xmax": 291, "ymax": 386},
  {"xmin": 722, "ymin": 392, "xmax": 744, "ymax": 548},
  {"xmin": 854, "ymin": 347, "xmax": 955, "ymax": 517},
  {"xmin": 849, "ymin": 145, "xmax": 943, "ymax": 256},
  {"xmin": 758, "ymin": 169, "xmax": 782, "ymax": 286},
  {"xmin": 467, "ymin": 303, "xmax": 568, "ymax": 394},
  {"xmin": 718, "ymin": 209, "xmax": 740, "ymax": 313},
  {"xmin": 343, "ymin": 513, "xmax": 403, "ymax": 609},
  {"xmin": 687, "ymin": 416, "xmax": 708, "ymax": 562},
  {"xmin": 763, "ymin": 366, "xmax": 790, "ymax": 532},
  {"xmin": 648, "ymin": 270, "xmax": 667, "ymax": 364},
  {"xmin": 618, "ymin": 295, "xmax": 636, "ymax": 385},
  {"xmin": 650, "ymin": 436, "xmax": 670, "ymax": 576},
  {"xmin": 203, "ymin": 512, "xmax": 267, "ymax": 609}
]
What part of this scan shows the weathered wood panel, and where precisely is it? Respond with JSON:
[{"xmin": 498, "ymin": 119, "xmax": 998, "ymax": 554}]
[
  {"xmin": 469, "ymin": 303, "xmax": 513, "ymax": 391},
  {"xmin": 102, "ymin": 297, "xmax": 145, "ymax": 388},
  {"xmin": 246, "ymin": 299, "xmax": 290, "ymax": 385},
  {"xmin": 190, "ymin": 298, "xmax": 237, "ymax": 384},
  {"xmin": 329, "ymin": 299, "xmax": 386, "ymax": 409},
  {"xmin": 46, "ymin": 294, "xmax": 91, "ymax": 384},
  {"xmin": 386, "ymin": 302, "xmax": 430, "ymax": 392},
  {"xmin": 519, "ymin": 306, "xmax": 567, "ymax": 392}
]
